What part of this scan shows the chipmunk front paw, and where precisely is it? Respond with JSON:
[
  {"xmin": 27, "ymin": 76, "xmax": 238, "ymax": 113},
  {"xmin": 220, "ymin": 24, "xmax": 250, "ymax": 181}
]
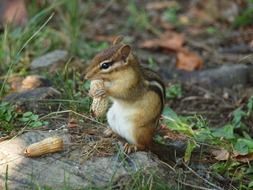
[
  {"xmin": 93, "ymin": 89, "xmax": 106, "ymax": 98},
  {"xmin": 123, "ymin": 143, "xmax": 138, "ymax": 154}
]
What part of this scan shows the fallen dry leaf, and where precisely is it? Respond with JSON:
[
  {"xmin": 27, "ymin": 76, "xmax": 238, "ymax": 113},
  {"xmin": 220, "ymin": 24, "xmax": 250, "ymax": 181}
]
[
  {"xmin": 234, "ymin": 152, "xmax": 253, "ymax": 163},
  {"xmin": 1, "ymin": 0, "xmax": 28, "ymax": 26},
  {"xmin": 158, "ymin": 124, "xmax": 187, "ymax": 140},
  {"xmin": 140, "ymin": 31, "xmax": 203, "ymax": 71},
  {"xmin": 146, "ymin": 1, "xmax": 178, "ymax": 11},
  {"xmin": 67, "ymin": 118, "xmax": 78, "ymax": 128},
  {"xmin": 176, "ymin": 48, "xmax": 203, "ymax": 71},
  {"xmin": 187, "ymin": 0, "xmax": 239, "ymax": 24},
  {"xmin": 139, "ymin": 32, "xmax": 185, "ymax": 52},
  {"xmin": 211, "ymin": 149, "xmax": 230, "ymax": 161},
  {"xmin": 211, "ymin": 148, "xmax": 253, "ymax": 163}
]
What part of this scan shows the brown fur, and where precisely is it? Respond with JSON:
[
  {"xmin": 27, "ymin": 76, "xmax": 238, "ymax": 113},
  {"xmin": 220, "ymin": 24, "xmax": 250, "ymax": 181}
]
[
  {"xmin": 85, "ymin": 44, "xmax": 125, "ymax": 79},
  {"xmin": 131, "ymin": 91, "xmax": 162, "ymax": 149}
]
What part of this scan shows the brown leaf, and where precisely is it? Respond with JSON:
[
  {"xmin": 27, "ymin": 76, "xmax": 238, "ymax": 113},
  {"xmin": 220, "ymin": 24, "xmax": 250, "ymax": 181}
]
[
  {"xmin": 140, "ymin": 32, "xmax": 185, "ymax": 52},
  {"xmin": 146, "ymin": 1, "xmax": 178, "ymax": 11},
  {"xmin": 233, "ymin": 152, "xmax": 253, "ymax": 163},
  {"xmin": 158, "ymin": 125, "xmax": 187, "ymax": 140},
  {"xmin": 187, "ymin": 0, "xmax": 239, "ymax": 24},
  {"xmin": 211, "ymin": 149, "xmax": 230, "ymax": 161},
  {"xmin": 176, "ymin": 49, "xmax": 203, "ymax": 71},
  {"xmin": 211, "ymin": 149, "xmax": 253, "ymax": 163},
  {"xmin": 67, "ymin": 118, "xmax": 78, "ymax": 128},
  {"xmin": 1, "ymin": 0, "xmax": 27, "ymax": 26}
]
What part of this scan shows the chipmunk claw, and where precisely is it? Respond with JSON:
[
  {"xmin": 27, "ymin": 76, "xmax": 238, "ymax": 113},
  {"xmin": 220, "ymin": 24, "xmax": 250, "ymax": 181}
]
[
  {"xmin": 104, "ymin": 128, "xmax": 117, "ymax": 138},
  {"xmin": 93, "ymin": 89, "xmax": 106, "ymax": 98},
  {"xmin": 89, "ymin": 88, "xmax": 106, "ymax": 98},
  {"xmin": 123, "ymin": 143, "xmax": 138, "ymax": 154}
]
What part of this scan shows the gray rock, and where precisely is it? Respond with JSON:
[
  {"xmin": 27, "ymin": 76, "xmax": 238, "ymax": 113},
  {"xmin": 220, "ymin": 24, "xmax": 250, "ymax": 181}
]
[
  {"xmin": 0, "ymin": 131, "xmax": 175, "ymax": 189},
  {"xmin": 161, "ymin": 64, "xmax": 253, "ymax": 88},
  {"xmin": 3, "ymin": 87, "xmax": 60, "ymax": 102},
  {"xmin": 31, "ymin": 50, "xmax": 68, "ymax": 70},
  {"xmin": 3, "ymin": 87, "xmax": 61, "ymax": 113}
]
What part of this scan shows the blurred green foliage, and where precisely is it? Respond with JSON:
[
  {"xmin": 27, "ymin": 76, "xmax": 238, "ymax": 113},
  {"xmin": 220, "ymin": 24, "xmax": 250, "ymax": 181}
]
[{"xmin": 233, "ymin": 0, "xmax": 253, "ymax": 28}]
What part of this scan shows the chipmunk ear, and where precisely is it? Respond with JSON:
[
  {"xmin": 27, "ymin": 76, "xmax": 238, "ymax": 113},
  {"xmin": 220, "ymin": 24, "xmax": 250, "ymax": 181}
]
[
  {"xmin": 112, "ymin": 35, "xmax": 124, "ymax": 45},
  {"xmin": 119, "ymin": 45, "xmax": 131, "ymax": 61}
]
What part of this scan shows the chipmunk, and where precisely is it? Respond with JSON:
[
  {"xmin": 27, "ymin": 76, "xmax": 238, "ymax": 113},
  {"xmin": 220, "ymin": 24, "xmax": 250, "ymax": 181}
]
[{"xmin": 85, "ymin": 36, "xmax": 165, "ymax": 153}]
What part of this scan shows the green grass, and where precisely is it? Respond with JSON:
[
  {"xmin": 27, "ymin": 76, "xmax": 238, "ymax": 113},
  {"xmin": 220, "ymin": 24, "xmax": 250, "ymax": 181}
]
[
  {"xmin": 166, "ymin": 84, "xmax": 182, "ymax": 99},
  {"xmin": 127, "ymin": 0, "xmax": 150, "ymax": 31},
  {"xmin": 0, "ymin": 0, "xmax": 108, "ymax": 132},
  {"xmin": 162, "ymin": 96, "xmax": 253, "ymax": 189},
  {"xmin": 0, "ymin": 102, "xmax": 48, "ymax": 132},
  {"xmin": 233, "ymin": 0, "xmax": 253, "ymax": 28},
  {"xmin": 127, "ymin": 0, "xmax": 160, "ymax": 35}
]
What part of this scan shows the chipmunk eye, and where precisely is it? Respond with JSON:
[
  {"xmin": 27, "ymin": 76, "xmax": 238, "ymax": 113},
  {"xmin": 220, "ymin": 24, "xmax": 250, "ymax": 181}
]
[{"xmin": 100, "ymin": 61, "xmax": 113, "ymax": 70}]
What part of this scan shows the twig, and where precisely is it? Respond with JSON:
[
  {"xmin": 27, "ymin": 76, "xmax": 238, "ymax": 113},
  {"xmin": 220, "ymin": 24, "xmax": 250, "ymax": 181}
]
[
  {"xmin": 177, "ymin": 180, "xmax": 219, "ymax": 190},
  {"xmin": 177, "ymin": 110, "xmax": 220, "ymax": 115},
  {"xmin": 158, "ymin": 159, "xmax": 176, "ymax": 172},
  {"xmin": 193, "ymin": 85, "xmax": 231, "ymax": 106},
  {"xmin": 238, "ymin": 54, "xmax": 253, "ymax": 64},
  {"xmin": 182, "ymin": 162, "xmax": 223, "ymax": 190},
  {"xmin": 40, "ymin": 109, "xmax": 106, "ymax": 127}
]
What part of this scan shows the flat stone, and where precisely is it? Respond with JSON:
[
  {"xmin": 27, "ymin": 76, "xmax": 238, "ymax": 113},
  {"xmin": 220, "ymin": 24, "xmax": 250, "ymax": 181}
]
[
  {"xmin": 3, "ymin": 87, "xmax": 60, "ymax": 102},
  {"xmin": 30, "ymin": 50, "xmax": 68, "ymax": 70},
  {"xmin": 0, "ymin": 130, "xmax": 175, "ymax": 189},
  {"xmin": 3, "ymin": 87, "xmax": 61, "ymax": 113},
  {"xmin": 161, "ymin": 64, "xmax": 253, "ymax": 88}
]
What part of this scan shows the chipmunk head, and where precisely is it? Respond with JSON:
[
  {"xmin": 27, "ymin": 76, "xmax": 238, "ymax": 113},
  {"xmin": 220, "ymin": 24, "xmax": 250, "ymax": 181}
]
[{"xmin": 85, "ymin": 36, "xmax": 133, "ymax": 81}]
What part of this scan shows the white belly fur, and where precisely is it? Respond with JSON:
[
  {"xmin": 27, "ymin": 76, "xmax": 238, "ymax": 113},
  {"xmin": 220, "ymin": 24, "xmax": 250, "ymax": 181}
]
[{"xmin": 107, "ymin": 101, "xmax": 136, "ymax": 144}]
